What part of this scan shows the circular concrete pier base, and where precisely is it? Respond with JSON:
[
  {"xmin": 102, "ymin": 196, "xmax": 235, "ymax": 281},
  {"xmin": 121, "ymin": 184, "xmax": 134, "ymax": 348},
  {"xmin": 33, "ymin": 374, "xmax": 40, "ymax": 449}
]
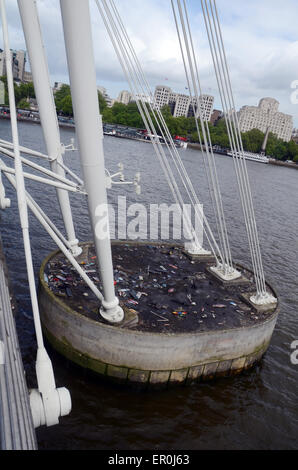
[{"xmin": 38, "ymin": 242, "xmax": 279, "ymax": 388}]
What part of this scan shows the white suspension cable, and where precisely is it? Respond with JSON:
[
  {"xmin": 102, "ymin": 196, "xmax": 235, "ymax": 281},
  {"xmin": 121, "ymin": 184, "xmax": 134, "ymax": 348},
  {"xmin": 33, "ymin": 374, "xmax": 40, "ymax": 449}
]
[
  {"xmin": 108, "ymin": 0, "xmax": 232, "ymax": 265},
  {"xmin": 96, "ymin": 0, "xmax": 225, "ymax": 264},
  {"xmin": 210, "ymin": 0, "xmax": 267, "ymax": 296},
  {"xmin": 97, "ymin": 0, "xmax": 206, "ymax": 254},
  {"xmin": 201, "ymin": 0, "xmax": 266, "ymax": 295},
  {"xmin": 172, "ymin": 0, "xmax": 234, "ymax": 274}
]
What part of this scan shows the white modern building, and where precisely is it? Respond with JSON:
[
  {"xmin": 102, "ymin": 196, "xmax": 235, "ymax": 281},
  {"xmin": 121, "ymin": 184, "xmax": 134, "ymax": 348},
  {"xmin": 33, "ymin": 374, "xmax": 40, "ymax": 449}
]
[
  {"xmin": 171, "ymin": 92, "xmax": 190, "ymax": 118},
  {"xmin": 153, "ymin": 85, "xmax": 214, "ymax": 121},
  {"xmin": 117, "ymin": 90, "xmax": 132, "ymax": 105},
  {"xmin": 188, "ymin": 94, "xmax": 215, "ymax": 121},
  {"xmin": 238, "ymin": 97, "xmax": 293, "ymax": 142},
  {"xmin": 154, "ymin": 85, "xmax": 172, "ymax": 109},
  {"xmin": 97, "ymin": 85, "xmax": 113, "ymax": 107}
]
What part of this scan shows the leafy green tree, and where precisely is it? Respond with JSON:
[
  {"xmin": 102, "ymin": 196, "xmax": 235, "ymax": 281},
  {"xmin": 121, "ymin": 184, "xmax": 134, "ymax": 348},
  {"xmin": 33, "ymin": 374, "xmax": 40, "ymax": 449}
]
[
  {"xmin": 0, "ymin": 76, "xmax": 36, "ymax": 106},
  {"xmin": 96, "ymin": 98, "xmax": 295, "ymax": 162},
  {"xmin": 54, "ymin": 84, "xmax": 72, "ymax": 114},
  {"xmin": 102, "ymin": 107, "xmax": 114, "ymax": 123},
  {"xmin": 59, "ymin": 95, "xmax": 73, "ymax": 116},
  {"xmin": 17, "ymin": 98, "xmax": 30, "ymax": 109},
  {"xmin": 287, "ymin": 140, "xmax": 298, "ymax": 160},
  {"xmin": 98, "ymin": 91, "xmax": 107, "ymax": 112}
]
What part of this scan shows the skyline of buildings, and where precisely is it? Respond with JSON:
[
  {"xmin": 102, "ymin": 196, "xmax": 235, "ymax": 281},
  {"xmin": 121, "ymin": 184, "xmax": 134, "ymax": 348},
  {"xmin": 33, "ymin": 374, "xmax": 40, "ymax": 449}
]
[
  {"xmin": 102, "ymin": 87, "xmax": 295, "ymax": 143},
  {"xmin": 0, "ymin": 49, "xmax": 295, "ymax": 143}
]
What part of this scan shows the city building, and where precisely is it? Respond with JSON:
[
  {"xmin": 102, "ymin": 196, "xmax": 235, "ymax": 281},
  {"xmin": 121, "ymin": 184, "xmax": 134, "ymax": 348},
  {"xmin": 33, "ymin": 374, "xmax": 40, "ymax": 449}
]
[
  {"xmin": 53, "ymin": 81, "xmax": 67, "ymax": 93},
  {"xmin": 153, "ymin": 85, "xmax": 214, "ymax": 121},
  {"xmin": 0, "ymin": 49, "xmax": 27, "ymax": 82},
  {"xmin": 14, "ymin": 50, "xmax": 26, "ymax": 81},
  {"xmin": 153, "ymin": 85, "xmax": 172, "ymax": 109},
  {"xmin": 291, "ymin": 128, "xmax": 298, "ymax": 144},
  {"xmin": 210, "ymin": 109, "xmax": 222, "ymax": 125},
  {"xmin": 132, "ymin": 93, "xmax": 153, "ymax": 104},
  {"xmin": 238, "ymin": 97, "xmax": 293, "ymax": 142},
  {"xmin": 97, "ymin": 85, "xmax": 113, "ymax": 107},
  {"xmin": 117, "ymin": 90, "xmax": 132, "ymax": 105},
  {"xmin": 187, "ymin": 94, "xmax": 215, "ymax": 121},
  {"xmin": 23, "ymin": 70, "xmax": 33, "ymax": 83},
  {"xmin": 172, "ymin": 92, "xmax": 190, "ymax": 118}
]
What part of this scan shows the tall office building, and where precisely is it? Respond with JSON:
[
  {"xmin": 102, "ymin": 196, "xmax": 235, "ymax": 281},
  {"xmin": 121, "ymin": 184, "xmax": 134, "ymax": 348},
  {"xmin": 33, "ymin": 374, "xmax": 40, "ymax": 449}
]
[{"xmin": 238, "ymin": 97, "xmax": 293, "ymax": 143}]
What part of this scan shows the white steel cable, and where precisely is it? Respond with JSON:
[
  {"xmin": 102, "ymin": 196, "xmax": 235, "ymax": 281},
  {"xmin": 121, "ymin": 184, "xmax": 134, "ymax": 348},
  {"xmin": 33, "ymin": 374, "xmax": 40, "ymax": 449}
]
[
  {"xmin": 172, "ymin": 0, "xmax": 234, "ymax": 273},
  {"xmin": 202, "ymin": 0, "xmax": 263, "ymax": 294},
  {"xmin": 96, "ymin": 0, "xmax": 225, "ymax": 264},
  {"xmin": 108, "ymin": 0, "xmax": 215, "ymax": 237},
  {"xmin": 97, "ymin": 1, "xmax": 208, "ymax": 252},
  {"xmin": 171, "ymin": 0, "xmax": 224, "ymax": 261},
  {"xmin": 207, "ymin": 0, "xmax": 266, "ymax": 295},
  {"xmin": 180, "ymin": 0, "xmax": 233, "ymax": 271},
  {"xmin": 107, "ymin": 0, "xmax": 234, "ymax": 268},
  {"xmin": 97, "ymin": 0, "xmax": 200, "ymax": 249},
  {"xmin": 201, "ymin": 0, "xmax": 266, "ymax": 295},
  {"xmin": 210, "ymin": 0, "xmax": 267, "ymax": 295}
]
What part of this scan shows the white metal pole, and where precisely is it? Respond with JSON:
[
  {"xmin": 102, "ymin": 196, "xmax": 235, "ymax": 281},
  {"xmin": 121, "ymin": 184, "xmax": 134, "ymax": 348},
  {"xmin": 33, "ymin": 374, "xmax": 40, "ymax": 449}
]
[
  {"xmin": 0, "ymin": 0, "xmax": 71, "ymax": 427},
  {"xmin": 17, "ymin": 0, "xmax": 81, "ymax": 257},
  {"xmin": 60, "ymin": 0, "xmax": 123, "ymax": 323}
]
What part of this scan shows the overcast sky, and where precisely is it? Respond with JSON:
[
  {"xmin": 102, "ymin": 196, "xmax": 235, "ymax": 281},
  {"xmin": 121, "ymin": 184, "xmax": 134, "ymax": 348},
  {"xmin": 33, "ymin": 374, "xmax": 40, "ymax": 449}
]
[{"xmin": 2, "ymin": 0, "xmax": 298, "ymax": 126}]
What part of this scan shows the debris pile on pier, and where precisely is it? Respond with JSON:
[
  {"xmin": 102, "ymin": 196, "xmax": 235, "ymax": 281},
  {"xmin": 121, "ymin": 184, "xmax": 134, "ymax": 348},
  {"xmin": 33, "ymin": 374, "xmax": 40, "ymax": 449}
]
[{"xmin": 43, "ymin": 243, "xmax": 274, "ymax": 333}]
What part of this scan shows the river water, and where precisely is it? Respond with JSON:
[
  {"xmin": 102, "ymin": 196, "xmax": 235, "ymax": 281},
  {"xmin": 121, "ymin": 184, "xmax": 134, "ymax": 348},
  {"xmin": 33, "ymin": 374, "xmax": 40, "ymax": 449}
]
[{"xmin": 0, "ymin": 119, "xmax": 297, "ymax": 450}]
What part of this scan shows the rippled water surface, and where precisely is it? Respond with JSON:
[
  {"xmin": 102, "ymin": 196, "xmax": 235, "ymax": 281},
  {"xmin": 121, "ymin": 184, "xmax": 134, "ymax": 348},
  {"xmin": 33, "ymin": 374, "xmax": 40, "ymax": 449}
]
[{"xmin": 0, "ymin": 120, "xmax": 297, "ymax": 450}]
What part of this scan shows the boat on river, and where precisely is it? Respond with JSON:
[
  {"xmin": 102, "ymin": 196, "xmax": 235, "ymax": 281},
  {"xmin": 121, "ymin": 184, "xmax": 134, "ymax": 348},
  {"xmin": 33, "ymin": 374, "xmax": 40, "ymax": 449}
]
[{"xmin": 227, "ymin": 150, "xmax": 269, "ymax": 164}]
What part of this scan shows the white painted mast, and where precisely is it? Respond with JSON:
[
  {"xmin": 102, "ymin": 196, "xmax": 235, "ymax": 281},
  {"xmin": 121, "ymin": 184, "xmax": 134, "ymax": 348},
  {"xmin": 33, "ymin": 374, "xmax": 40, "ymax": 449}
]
[
  {"xmin": 17, "ymin": 0, "xmax": 81, "ymax": 257},
  {"xmin": 60, "ymin": 0, "xmax": 124, "ymax": 323}
]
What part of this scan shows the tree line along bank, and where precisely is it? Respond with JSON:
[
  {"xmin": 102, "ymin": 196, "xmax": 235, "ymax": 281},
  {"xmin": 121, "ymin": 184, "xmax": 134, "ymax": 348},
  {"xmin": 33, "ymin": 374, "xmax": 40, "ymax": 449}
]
[{"xmin": 2, "ymin": 80, "xmax": 298, "ymax": 163}]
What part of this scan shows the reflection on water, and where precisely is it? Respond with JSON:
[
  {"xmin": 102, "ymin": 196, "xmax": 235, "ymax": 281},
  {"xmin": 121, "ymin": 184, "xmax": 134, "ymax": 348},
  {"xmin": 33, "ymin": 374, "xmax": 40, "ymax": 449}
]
[{"xmin": 0, "ymin": 119, "xmax": 297, "ymax": 450}]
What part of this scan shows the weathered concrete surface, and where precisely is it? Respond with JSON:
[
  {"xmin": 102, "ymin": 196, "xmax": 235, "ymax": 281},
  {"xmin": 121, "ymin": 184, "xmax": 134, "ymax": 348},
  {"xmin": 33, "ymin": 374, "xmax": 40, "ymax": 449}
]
[{"xmin": 38, "ymin": 244, "xmax": 279, "ymax": 387}]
